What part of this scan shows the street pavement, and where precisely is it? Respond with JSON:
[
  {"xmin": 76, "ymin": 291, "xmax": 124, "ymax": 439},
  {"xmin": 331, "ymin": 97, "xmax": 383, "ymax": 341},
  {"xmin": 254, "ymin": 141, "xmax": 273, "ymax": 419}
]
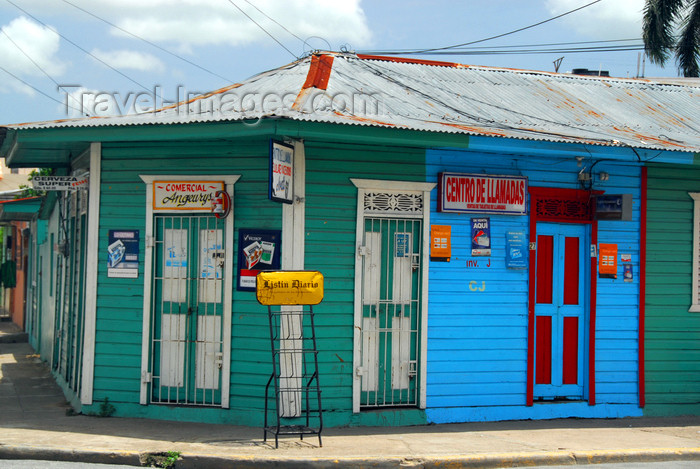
[{"xmin": 1, "ymin": 320, "xmax": 700, "ymax": 468}]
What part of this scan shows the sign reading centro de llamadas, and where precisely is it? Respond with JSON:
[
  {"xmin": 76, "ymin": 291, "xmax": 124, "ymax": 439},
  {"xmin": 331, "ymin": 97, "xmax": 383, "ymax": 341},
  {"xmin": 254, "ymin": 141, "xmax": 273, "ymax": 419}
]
[{"xmin": 256, "ymin": 271, "xmax": 324, "ymax": 305}]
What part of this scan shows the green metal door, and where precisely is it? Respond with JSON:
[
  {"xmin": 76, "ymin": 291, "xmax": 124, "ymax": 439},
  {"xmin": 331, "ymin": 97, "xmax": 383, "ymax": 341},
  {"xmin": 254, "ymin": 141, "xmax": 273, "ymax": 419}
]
[
  {"xmin": 150, "ymin": 214, "xmax": 225, "ymax": 406},
  {"xmin": 359, "ymin": 217, "xmax": 422, "ymax": 407}
]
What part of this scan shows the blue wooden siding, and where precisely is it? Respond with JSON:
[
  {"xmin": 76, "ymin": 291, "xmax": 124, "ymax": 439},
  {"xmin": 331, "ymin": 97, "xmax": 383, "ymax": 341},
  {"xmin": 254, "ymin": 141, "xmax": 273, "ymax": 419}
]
[{"xmin": 425, "ymin": 143, "xmax": 643, "ymax": 423}]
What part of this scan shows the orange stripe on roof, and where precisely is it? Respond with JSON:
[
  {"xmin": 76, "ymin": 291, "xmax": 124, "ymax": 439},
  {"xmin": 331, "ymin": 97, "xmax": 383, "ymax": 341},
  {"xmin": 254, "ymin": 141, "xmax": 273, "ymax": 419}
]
[
  {"xmin": 302, "ymin": 54, "xmax": 335, "ymax": 90},
  {"xmin": 357, "ymin": 54, "xmax": 468, "ymax": 69}
]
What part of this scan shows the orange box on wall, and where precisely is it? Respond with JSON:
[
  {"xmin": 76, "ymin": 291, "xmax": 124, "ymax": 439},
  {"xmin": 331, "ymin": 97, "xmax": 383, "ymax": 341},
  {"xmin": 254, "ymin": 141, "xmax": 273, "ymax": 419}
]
[
  {"xmin": 431, "ymin": 225, "xmax": 451, "ymax": 261},
  {"xmin": 598, "ymin": 243, "xmax": 618, "ymax": 278}
]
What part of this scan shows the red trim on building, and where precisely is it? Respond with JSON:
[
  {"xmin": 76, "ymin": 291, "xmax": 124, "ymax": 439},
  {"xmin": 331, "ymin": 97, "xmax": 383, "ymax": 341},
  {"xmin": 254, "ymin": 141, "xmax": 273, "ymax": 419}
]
[
  {"xmin": 536, "ymin": 316, "xmax": 552, "ymax": 384},
  {"xmin": 302, "ymin": 54, "xmax": 335, "ymax": 90},
  {"xmin": 563, "ymin": 236, "xmax": 580, "ymax": 305},
  {"xmin": 536, "ymin": 235, "xmax": 553, "ymax": 304},
  {"xmin": 527, "ymin": 186, "xmax": 599, "ymax": 406},
  {"xmin": 356, "ymin": 54, "xmax": 466, "ymax": 69},
  {"xmin": 639, "ymin": 167, "xmax": 647, "ymax": 408},
  {"xmin": 562, "ymin": 317, "xmax": 579, "ymax": 384}
]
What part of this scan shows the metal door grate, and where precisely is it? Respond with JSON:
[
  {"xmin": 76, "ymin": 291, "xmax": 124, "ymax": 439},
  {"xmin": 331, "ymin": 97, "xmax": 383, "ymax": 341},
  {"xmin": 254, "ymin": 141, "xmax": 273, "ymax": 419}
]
[
  {"xmin": 149, "ymin": 214, "xmax": 224, "ymax": 406},
  {"xmin": 359, "ymin": 217, "xmax": 421, "ymax": 407}
]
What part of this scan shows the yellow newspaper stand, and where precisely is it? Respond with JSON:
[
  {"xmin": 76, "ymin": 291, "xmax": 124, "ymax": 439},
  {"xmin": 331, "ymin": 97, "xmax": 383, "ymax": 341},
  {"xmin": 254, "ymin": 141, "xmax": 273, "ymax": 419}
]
[{"xmin": 257, "ymin": 271, "xmax": 324, "ymax": 448}]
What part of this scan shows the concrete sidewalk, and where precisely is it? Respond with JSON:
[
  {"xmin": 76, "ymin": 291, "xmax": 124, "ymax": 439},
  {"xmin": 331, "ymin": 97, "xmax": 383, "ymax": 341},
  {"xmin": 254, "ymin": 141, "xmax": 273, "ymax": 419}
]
[{"xmin": 1, "ymin": 327, "xmax": 699, "ymax": 468}]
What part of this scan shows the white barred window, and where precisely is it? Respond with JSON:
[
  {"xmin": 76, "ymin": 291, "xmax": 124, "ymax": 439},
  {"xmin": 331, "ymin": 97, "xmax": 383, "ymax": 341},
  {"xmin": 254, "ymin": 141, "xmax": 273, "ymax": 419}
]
[{"xmin": 690, "ymin": 193, "xmax": 700, "ymax": 312}]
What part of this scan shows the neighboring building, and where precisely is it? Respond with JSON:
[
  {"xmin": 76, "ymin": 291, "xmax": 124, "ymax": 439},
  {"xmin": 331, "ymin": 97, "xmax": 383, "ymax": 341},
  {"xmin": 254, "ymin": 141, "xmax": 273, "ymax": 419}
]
[
  {"xmin": 0, "ymin": 159, "xmax": 38, "ymax": 326},
  {"xmin": 0, "ymin": 53, "xmax": 698, "ymax": 426},
  {"xmin": 643, "ymin": 163, "xmax": 700, "ymax": 417}
]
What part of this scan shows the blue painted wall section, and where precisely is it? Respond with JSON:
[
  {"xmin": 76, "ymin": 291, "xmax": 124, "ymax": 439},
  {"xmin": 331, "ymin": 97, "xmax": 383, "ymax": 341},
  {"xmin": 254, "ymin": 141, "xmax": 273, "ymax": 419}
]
[{"xmin": 425, "ymin": 142, "xmax": 643, "ymax": 423}]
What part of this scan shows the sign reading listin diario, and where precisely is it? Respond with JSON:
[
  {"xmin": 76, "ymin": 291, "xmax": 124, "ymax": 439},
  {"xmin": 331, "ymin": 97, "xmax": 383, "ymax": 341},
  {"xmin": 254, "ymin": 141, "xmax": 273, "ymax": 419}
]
[
  {"xmin": 438, "ymin": 172, "xmax": 527, "ymax": 215},
  {"xmin": 256, "ymin": 271, "xmax": 324, "ymax": 305},
  {"xmin": 153, "ymin": 180, "xmax": 224, "ymax": 211}
]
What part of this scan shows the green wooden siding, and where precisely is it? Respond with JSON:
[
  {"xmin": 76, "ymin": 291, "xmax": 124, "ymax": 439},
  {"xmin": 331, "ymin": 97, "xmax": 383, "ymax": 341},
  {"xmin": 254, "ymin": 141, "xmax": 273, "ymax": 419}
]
[
  {"xmin": 645, "ymin": 164, "xmax": 700, "ymax": 416},
  {"xmin": 88, "ymin": 137, "xmax": 283, "ymax": 423},
  {"xmin": 85, "ymin": 135, "xmax": 429, "ymax": 426},
  {"xmin": 302, "ymin": 140, "xmax": 427, "ymax": 426}
]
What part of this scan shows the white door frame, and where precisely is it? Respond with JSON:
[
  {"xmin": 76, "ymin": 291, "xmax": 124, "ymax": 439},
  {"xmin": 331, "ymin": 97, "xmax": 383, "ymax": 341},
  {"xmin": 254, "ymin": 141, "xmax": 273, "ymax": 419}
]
[
  {"xmin": 138, "ymin": 175, "xmax": 240, "ymax": 407},
  {"xmin": 350, "ymin": 178, "xmax": 435, "ymax": 413}
]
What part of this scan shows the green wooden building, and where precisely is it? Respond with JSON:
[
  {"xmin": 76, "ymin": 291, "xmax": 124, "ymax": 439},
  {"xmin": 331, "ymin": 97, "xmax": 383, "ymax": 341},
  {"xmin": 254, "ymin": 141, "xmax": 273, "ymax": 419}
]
[
  {"xmin": 644, "ymin": 163, "xmax": 700, "ymax": 416},
  {"xmin": 2, "ymin": 53, "xmax": 700, "ymax": 427}
]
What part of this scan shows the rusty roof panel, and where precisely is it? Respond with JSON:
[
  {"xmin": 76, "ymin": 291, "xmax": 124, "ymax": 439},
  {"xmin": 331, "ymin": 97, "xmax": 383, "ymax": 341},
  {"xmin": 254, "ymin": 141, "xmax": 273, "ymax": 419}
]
[{"xmin": 5, "ymin": 53, "xmax": 700, "ymax": 152}]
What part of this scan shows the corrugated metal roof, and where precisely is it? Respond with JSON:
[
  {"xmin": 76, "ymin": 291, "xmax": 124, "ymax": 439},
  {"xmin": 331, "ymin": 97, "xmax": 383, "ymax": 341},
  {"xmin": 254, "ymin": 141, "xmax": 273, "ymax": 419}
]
[{"xmin": 5, "ymin": 52, "xmax": 700, "ymax": 152}]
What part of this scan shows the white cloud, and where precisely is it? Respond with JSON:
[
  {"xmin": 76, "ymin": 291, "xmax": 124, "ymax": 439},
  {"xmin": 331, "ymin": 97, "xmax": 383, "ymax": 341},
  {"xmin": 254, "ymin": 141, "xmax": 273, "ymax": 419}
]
[
  {"xmin": 0, "ymin": 16, "xmax": 65, "ymax": 94},
  {"xmin": 91, "ymin": 49, "xmax": 165, "ymax": 73},
  {"xmin": 7, "ymin": 0, "xmax": 372, "ymax": 52},
  {"xmin": 545, "ymin": 0, "xmax": 645, "ymax": 39}
]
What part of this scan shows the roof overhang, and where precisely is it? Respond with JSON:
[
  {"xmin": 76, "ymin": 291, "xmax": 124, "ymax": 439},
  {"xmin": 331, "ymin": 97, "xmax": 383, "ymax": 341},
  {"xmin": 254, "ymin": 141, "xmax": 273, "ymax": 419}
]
[
  {"xmin": 0, "ymin": 196, "xmax": 43, "ymax": 222},
  {"xmin": 2, "ymin": 128, "xmax": 88, "ymax": 168}
]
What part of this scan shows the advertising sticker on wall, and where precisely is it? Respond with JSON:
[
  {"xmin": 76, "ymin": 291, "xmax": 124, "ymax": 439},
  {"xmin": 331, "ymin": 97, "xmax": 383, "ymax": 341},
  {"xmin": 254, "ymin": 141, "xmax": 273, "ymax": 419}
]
[
  {"xmin": 471, "ymin": 218, "xmax": 491, "ymax": 256},
  {"xmin": 107, "ymin": 230, "xmax": 139, "ymax": 278},
  {"xmin": 506, "ymin": 230, "xmax": 528, "ymax": 269},
  {"xmin": 269, "ymin": 140, "xmax": 294, "ymax": 204},
  {"xmin": 238, "ymin": 229, "xmax": 282, "ymax": 291}
]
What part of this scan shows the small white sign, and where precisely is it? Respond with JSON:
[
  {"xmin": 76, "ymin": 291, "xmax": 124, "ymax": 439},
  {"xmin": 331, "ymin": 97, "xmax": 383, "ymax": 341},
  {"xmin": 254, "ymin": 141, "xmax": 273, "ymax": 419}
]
[{"xmin": 270, "ymin": 140, "xmax": 294, "ymax": 204}]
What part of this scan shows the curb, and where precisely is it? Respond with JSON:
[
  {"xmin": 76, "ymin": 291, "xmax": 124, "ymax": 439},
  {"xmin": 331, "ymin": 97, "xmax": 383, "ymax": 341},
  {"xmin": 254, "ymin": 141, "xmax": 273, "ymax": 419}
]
[{"xmin": 1, "ymin": 445, "xmax": 700, "ymax": 468}]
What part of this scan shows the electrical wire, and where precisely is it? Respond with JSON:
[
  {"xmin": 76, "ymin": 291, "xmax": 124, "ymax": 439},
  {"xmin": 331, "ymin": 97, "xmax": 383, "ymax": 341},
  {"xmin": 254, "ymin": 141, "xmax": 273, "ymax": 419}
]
[
  {"xmin": 243, "ymin": 0, "xmax": 306, "ymax": 45},
  {"xmin": 1, "ymin": 27, "xmax": 89, "ymax": 116},
  {"xmin": 59, "ymin": 0, "xmax": 233, "ymax": 83},
  {"xmin": 0, "ymin": 64, "xmax": 85, "ymax": 116},
  {"xmin": 363, "ymin": 0, "xmax": 603, "ymax": 55},
  {"xmin": 6, "ymin": 0, "xmax": 151, "ymax": 93},
  {"xmin": 225, "ymin": 0, "xmax": 297, "ymax": 59}
]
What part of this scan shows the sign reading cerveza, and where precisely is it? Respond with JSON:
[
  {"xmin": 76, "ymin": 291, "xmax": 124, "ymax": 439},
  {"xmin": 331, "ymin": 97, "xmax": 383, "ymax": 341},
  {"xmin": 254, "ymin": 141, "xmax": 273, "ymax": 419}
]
[
  {"xmin": 256, "ymin": 271, "xmax": 324, "ymax": 306},
  {"xmin": 32, "ymin": 176, "xmax": 89, "ymax": 191},
  {"xmin": 153, "ymin": 181, "xmax": 224, "ymax": 211}
]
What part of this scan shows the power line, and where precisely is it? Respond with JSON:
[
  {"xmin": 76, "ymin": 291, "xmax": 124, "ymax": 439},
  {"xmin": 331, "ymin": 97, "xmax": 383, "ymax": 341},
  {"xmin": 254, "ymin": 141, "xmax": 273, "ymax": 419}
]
[
  {"xmin": 6, "ymin": 0, "xmax": 151, "ymax": 93},
  {"xmin": 374, "ymin": 0, "xmax": 604, "ymax": 55},
  {"xmin": 408, "ymin": 45, "xmax": 645, "ymax": 57},
  {"xmin": 0, "ymin": 64, "xmax": 85, "ymax": 116},
  {"xmin": 225, "ymin": 0, "xmax": 297, "ymax": 58},
  {"xmin": 243, "ymin": 0, "xmax": 306, "ymax": 45},
  {"xmin": 365, "ymin": 38, "xmax": 642, "ymax": 54},
  {"xmin": 59, "ymin": 0, "xmax": 233, "ymax": 83},
  {"xmin": 1, "ymin": 27, "xmax": 89, "ymax": 116}
]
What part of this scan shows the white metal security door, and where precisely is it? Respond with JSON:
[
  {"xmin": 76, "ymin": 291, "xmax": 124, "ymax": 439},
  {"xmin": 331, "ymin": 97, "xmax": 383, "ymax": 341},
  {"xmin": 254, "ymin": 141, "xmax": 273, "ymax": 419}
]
[
  {"xmin": 359, "ymin": 217, "xmax": 422, "ymax": 407},
  {"xmin": 149, "ymin": 214, "xmax": 225, "ymax": 406},
  {"xmin": 352, "ymin": 179, "xmax": 434, "ymax": 413}
]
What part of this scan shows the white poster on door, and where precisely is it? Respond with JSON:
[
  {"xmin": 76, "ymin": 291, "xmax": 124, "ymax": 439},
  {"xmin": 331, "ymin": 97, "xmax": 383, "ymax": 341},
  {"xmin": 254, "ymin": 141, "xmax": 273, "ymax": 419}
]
[
  {"xmin": 164, "ymin": 229, "xmax": 188, "ymax": 303},
  {"xmin": 199, "ymin": 229, "xmax": 223, "ymax": 303}
]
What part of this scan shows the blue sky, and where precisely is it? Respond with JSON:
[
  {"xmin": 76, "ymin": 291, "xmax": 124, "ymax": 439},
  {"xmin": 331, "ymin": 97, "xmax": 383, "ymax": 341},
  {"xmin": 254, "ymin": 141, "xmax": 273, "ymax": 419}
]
[{"xmin": 0, "ymin": 0, "xmax": 680, "ymax": 125}]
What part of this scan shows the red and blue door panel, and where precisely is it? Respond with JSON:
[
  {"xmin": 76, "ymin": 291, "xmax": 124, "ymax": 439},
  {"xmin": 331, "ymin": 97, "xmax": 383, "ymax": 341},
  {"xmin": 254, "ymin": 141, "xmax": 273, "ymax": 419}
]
[{"xmin": 534, "ymin": 222, "xmax": 587, "ymax": 400}]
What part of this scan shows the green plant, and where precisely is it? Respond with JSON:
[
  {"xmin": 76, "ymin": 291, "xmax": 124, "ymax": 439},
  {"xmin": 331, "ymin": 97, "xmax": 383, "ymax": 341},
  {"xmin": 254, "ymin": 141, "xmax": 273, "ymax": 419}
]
[
  {"xmin": 98, "ymin": 397, "xmax": 116, "ymax": 417},
  {"xmin": 142, "ymin": 451, "xmax": 181, "ymax": 468},
  {"xmin": 17, "ymin": 168, "xmax": 52, "ymax": 198}
]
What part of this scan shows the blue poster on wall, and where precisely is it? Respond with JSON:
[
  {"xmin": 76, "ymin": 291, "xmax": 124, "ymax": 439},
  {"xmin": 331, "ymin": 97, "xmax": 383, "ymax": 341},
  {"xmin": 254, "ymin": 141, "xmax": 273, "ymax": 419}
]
[
  {"xmin": 506, "ymin": 230, "xmax": 528, "ymax": 269},
  {"xmin": 237, "ymin": 229, "xmax": 282, "ymax": 291},
  {"xmin": 471, "ymin": 218, "xmax": 491, "ymax": 256},
  {"xmin": 107, "ymin": 230, "xmax": 139, "ymax": 278}
]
